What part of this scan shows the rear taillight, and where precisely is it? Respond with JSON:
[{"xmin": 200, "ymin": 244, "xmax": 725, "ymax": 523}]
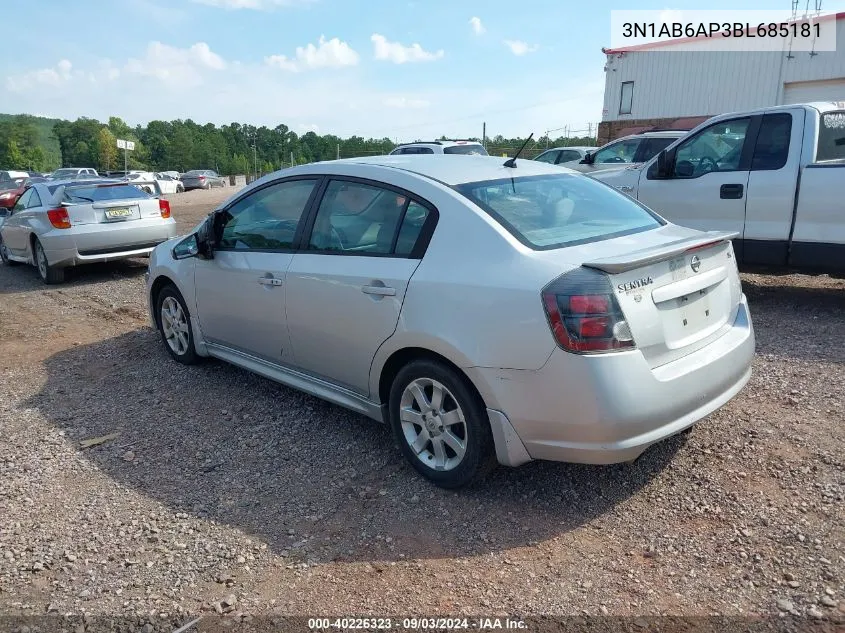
[
  {"xmin": 47, "ymin": 208, "xmax": 71, "ymax": 229},
  {"xmin": 198, "ymin": 176, "xmax": 206, "ymax": 180},
  {"xmin": 541, "ymin": 267, "xmax": 635, "ymax": 353},
  {"xmin": 159, "ymin": 199, "xmax": 171, "ymax": 218}
]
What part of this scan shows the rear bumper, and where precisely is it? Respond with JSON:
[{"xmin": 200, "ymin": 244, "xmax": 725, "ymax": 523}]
[
  {"xmin": 40, "ymin": 218, "xmax": 177, "ymax": 268},
  {"xmin": 470, "ymin": 294, "xmax": 755, "ymax": 465}
]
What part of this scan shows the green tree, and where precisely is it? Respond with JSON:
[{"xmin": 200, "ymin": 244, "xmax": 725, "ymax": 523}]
[{"xmin": 96, "ymin": 128, "xmax": 118, "ymax": 171}]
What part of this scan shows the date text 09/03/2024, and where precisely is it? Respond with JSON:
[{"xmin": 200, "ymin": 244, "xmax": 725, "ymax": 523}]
[{"xmin": 308, "ymin": 617, "xmax": 527, "ymax": 630}]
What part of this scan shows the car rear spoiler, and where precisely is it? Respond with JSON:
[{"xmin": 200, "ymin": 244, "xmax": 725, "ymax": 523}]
[{"xmin": 582, "ymin": 231, "xmax": 739, "ymax": 274}]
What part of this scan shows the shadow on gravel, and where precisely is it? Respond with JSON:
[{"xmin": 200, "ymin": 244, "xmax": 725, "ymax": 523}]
[
  {"xmin": 0, "ymin": 258, "xmax": 148, "ymax": 294},
  {"xmin": 743, "ymin": 278, "xmax": 845, "ymax": 365},
  {"xmin": 30, "ymin": 330, "xmax": 684, "ymax": 563}
]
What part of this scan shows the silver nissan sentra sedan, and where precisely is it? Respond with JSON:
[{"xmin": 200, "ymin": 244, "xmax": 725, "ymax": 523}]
[
  {"xmin": 145, "ymin": 155, "xmax": 755, "ymax": 488},
  {"xmin": 0, "ymin": 178, "xmax": 176, "ymax": 284}
]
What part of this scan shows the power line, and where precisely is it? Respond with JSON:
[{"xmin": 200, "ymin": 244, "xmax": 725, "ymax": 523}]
[{"xmin": 381, "ymin": 97, "xmax": 596, "ymax": 135}]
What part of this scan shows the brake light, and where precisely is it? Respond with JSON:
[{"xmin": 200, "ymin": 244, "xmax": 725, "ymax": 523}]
[
  {"xmin": 159, "ymin": 199, "xmax": 171, "ymax": 218},
  {"xmin": 198, "ymin": 176, "xmax": 206, "ymax": 180},
  {"xmin": 541, "ymin": 267, "xmax": 635, "ymax": 353},
  {"xmin": 47, "ymin": 208, "xmax": 72, "ymax": 229}
]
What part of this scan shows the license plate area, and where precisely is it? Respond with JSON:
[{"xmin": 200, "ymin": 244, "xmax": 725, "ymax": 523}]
[{"xmin": 105, "ymin": 207, "xmax": 133, "ymax": 220}]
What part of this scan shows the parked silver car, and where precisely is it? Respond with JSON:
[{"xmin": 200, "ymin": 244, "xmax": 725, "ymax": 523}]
[
  {"xmin": 181, "ymin": 170, "xmax": 225, "ymax": 190},
  {"xmin": 533, "ymin": 146, "xmax": 596, "ymax": 167},
  {"xmin": 146, "ymin": 155, "xmax": 754, "ymax": 487},
  {"xmin": 0, "ymin": 179, "xmax": 176, "ymax": 283}
]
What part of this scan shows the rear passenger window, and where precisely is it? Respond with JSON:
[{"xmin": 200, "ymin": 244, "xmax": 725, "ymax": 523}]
[
  {"xmin": 395, "ymin": 201, "xmax": 430, "ymax": 256},
  {"xmin": 26, "ymin": 189, "xmax": 42, "ymax": 208},
  {"xmin": 309, "ymin": 181, "xmax": 408, "ymax": 254},
  {"xmin": 752, "ymin": 113, "xmax": 792, "ymax": 171}
]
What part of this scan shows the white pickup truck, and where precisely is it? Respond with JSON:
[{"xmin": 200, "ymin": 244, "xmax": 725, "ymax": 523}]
[{"xmin": 592, "ymin": 102, "xmax": 844, "ymax": 273}]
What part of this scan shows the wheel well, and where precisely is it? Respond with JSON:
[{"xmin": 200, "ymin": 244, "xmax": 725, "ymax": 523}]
[
  {"xmin": 149, "ymin": 275, "xmax": 176, "ymax": 328},
  {"xmin": 377, "ymin": 347, "xmax": 486, "ymax": 409}
]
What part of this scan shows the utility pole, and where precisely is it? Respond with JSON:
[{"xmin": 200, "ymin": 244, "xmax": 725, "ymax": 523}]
[
  {"xmin": 336, "ymin": 143, "xmax": 340, "ymax": 160},
  {"xmin": 290, "ymin": 151, "xmax": 294, "ymax": 168},
  {"xmin": 482, "ymin": 122, "xmax": 486, "ymax": 150},
  {"xmin": 252, "ymin": 140, "xmax": 257, "ymax": 181}
]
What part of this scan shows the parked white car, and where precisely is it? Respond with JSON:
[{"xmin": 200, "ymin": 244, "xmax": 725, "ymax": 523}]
[
  {"xmin": 49, "ymin": 167, "xmax": 99, "ymax": 179},
  {"xmin": 145, "ymin": 155, "xmax": 754, "ymax": 487},
  {"xmin": 0, "ymin": 178, "xmax": 176, "ymax": 283},
  {"xmin": 390, "ymin": 140, "xmax": 488, "ymax": 156},
  {"xmin": 125, "ymin": 171, "xmax": 184, "ymax": 194},
  {"xmin": 591, "ymin": 102, "xmax": 844, "ymax": 273}
]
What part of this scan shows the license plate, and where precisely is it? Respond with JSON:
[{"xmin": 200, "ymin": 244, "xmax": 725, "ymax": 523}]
[{"xmin": 105, "ymin": 208, "xmax": 132, "ymax": 219}]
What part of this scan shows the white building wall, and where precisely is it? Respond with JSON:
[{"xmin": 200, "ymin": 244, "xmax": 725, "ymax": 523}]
[{"xmin": 602, "ymin": 18, "xmax": 845, "ymax": 121}]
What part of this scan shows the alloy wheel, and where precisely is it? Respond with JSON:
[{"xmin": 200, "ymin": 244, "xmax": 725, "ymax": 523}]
[
  {"xmin": 399, "ymin": 377, "xmax": 468, "ymax": 471},
  {"xmin": 160, "ymin": 296, "xmax": 190, "ymax": 356}
]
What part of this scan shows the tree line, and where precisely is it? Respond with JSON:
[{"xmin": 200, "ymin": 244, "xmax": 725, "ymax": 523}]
[{"xmin": 0, "ymin": 113, "xmax": 597, "ymax": 175}]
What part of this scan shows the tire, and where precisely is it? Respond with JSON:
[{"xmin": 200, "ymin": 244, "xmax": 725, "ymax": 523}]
[
  {"xmin": 203, "ymin": 182, "xmax": 210, "ymax": 190},
  {"xmin": 155, "ymin": 284, "xmax": 199, "ymax": 364},
  {"xmin": 176, "ymin": 184, "xmax": 184, "ymax": 193},
  {"xmin": 0, "ymin": 234, "xmax": 19, "ymax": 266},
  {"xmin": 33, "ymin": 238, "xmax": 65, "ymax": 284},
  {"xmin": 389, "ymin": 359, "xmax": 497, "ymax": 488}
]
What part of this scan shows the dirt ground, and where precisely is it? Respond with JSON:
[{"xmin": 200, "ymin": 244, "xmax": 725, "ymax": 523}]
[{"xmin": 0, "ymin": 186, "xmax": 843, "ymax": 631}]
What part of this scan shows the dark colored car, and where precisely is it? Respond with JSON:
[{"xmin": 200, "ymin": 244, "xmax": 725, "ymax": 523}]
[{"xmin": 180, "ymin": 169, "xmax": 225, "ymax": 191}]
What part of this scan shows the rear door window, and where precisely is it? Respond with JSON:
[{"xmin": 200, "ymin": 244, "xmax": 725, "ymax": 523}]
[
  {"xmin": 752, "ymin": 113, "xmax": 792, "ymax": 170},
  {"xmin": 26, "ymin": 189, "xmax": 42, "ymax": 208},
  {"xmin": 534, "ymin": 150, "xmax": 559, "ymax": 164},
  {"xmin": 557, "ymin": 150, "xmax": 582, "ymax": 163},
  {"xmin": 816, "ymin": 111, "xmax": 845, "ymax": 162}
]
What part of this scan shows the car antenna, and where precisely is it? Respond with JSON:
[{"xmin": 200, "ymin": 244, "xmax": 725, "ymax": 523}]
[{"xmin": 503, "ymin": 133, "xmax": 534, "ymax": 168}]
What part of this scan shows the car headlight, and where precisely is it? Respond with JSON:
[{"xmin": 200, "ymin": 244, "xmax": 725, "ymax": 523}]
[{"xmin": 0, "ymin": 192, "xmax": 12, "ymax": 200}]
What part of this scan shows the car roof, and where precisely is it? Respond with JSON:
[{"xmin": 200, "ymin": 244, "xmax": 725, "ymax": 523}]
[
  {"xmin": 320, "ymin": 154, "xmax": 572, "ymax": 186},
  {"xmin": 396, "ymin": 140, "xmax": 484, "ymax": 147}
]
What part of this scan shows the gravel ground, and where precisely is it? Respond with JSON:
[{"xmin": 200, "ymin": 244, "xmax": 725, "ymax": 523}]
[{"xmin": 0, "ymin": 188, "xmax": 843, "ymax": 631}]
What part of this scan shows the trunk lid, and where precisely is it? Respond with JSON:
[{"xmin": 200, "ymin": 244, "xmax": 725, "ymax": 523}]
[
  {"xmin": 535, "ymin": 226, "xmax": 743, "ymax": 368},
  {"xmin": 63, "ymin": 199, "xmax": 161, "ymax": 225}
]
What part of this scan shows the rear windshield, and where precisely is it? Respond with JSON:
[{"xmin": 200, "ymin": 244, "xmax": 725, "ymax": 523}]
[
  {"xmin": 456, "ymin": 174, "xmax": 663, "ymax": 250},
  {"xmin": 444, "ymin": 144, "xmax": 488, "ymax": 156},
  {"xmin": 52, "ymin": 169, "xmax": 79, "ymax": 177},
  {"xmin": 63, "ymin": 184, "xmax": 150, "ymax": 202},
  {"xmin": 183, "ymin": 170, "xmax": 203, "ymax": 176},
  {"xmin": 817, "ymin": 111, "xmax": 845, "ymax": 162}
]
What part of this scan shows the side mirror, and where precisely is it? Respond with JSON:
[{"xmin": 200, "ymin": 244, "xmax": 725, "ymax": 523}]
[
  {"xmin": 172, "ymin": 234, "xmax": 200, "ymax": 260},
  {"xmin": 196, "ymin": 213, "xmax": 217, "ymax": 259},
  {"xmin": 580, "ymin": 152, "xmax": 594, "ymax": 165}
]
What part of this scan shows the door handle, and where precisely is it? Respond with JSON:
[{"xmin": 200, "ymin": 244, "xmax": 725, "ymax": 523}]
[
  {"xmin": 720, "ymin": 184, "xmax": 744, "ymax": 199},
  {"xmin": 257, "ymin": 276, "xmax": 283, "ymax": 286},
  {"xmin": 361, "ymin": 285, "xmax": 396, "ymax": 296}
]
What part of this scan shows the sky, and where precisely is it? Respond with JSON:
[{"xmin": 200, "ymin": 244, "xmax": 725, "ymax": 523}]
[{"xmin": 3, "ymin": 0, "xmax": 844, "ymax": 141}]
